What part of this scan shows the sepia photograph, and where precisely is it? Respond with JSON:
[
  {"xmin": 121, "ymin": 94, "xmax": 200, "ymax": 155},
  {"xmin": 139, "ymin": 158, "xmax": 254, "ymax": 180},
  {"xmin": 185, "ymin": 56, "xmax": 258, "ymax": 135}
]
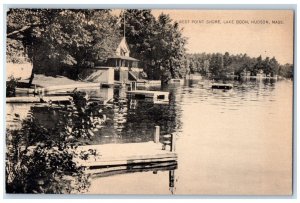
[{"xmin": 4, "ymin": 6, "xmax": 294, "ymax": 195}]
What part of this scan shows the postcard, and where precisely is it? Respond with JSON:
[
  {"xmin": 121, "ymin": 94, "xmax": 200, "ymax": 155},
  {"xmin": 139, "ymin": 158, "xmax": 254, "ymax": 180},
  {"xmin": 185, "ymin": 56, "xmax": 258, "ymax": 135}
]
[{"xmin": 5, "ymin": 8, "xmax": 294, "ymax": 195}]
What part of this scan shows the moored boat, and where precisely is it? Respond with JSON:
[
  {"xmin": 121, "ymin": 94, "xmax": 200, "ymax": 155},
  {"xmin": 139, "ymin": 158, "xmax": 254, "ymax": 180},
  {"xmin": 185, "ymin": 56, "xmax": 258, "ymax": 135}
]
[{"xmin": 211, "ymin": 83, "xmax": 233, "ymax": 90}]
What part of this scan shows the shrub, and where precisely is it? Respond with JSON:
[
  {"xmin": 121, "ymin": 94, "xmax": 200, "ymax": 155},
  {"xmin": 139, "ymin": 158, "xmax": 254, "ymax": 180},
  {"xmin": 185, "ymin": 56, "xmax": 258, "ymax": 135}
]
[
  {"xmin": 6, "ymin": 76, "xmax": 19, "ymax": 97},
  {"xmin": 5, "ymin": 91, "xmax": 105, "ymax": 193}
]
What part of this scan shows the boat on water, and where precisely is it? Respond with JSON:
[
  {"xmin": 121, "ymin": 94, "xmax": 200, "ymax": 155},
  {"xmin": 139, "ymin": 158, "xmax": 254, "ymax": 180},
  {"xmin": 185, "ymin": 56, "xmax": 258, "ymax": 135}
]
[{"xmin": 211, "ymin": 83, "xmax": 233, "ymax": 90}]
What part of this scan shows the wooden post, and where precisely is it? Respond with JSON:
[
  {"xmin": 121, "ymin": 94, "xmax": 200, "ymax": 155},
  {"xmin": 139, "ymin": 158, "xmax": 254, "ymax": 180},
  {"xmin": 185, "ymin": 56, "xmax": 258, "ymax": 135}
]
[
  {"xmin": 134, "ymin": 81, "xmax": 137, "ymax": 90},
  {"xmin": 170, "ymin": 133, "xmax": 175, "ymax": 152},
  {"xmin": 130, "ymin": 82, "xmax": 133, "ymax": 91},
  {"xmin": 38, "ymin": 88, "xmax": 41, "ymax": 99},
  {"xmin": 169, "ymin": 170, "xmax": 175, "ymax": 188},
  {"xmin": 154, "ymin": 126, "xmax": 160, "ymax": 143}
]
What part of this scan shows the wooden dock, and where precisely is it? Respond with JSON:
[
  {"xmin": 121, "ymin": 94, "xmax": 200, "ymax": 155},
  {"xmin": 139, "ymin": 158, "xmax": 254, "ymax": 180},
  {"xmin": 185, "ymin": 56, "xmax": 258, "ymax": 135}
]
[
  {"xmin": 75, "ymin": 126, "xmax": 177, "ymax": 176},
  {"xmin": 127, "ymin": 90, "xmax": 169, "ymax": 102},
  {"xmin": 44, "ymin": 83, "xmax": 100, "ymax": 93},
  {"xmin": 135, "ymin": 80, "xmax": 161, "ymax": 87},
  {"xmin": 75, "ymin": 141, "xmax": 177, "ymax": 175},
  {"xmin": 6, "ymin": 96, "xmax": 72, "ymax": 103},
  {"xmin": 15, "ymin": 87, "xmax": 36, "ymax": 95},
  {"xmin": 13, "ymin": 82, "xmax": 100, "ymax": 98}
]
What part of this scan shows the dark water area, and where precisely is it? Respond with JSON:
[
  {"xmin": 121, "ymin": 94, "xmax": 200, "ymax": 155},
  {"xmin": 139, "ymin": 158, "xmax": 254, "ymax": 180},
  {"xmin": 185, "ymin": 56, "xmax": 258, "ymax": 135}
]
[{"xmin": 6, "ymin": 78, "xmax": 293, "ymax": 195}]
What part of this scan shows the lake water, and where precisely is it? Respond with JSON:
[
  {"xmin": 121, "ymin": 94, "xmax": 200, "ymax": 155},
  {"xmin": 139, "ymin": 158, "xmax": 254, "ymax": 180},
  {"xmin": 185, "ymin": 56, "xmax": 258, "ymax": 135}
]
[
  {"xmin": 6, "ymin": 78, "xmax": 293, "ymax": 195},
  {"xmin": 87, "ymin": 79, "xmax": 293, "ymax": 195}
]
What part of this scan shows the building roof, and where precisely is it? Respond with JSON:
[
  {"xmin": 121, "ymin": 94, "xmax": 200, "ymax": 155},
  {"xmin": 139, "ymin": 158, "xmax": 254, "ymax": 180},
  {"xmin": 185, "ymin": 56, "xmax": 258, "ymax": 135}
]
[
  {"xmin": 116, "ymin": 37, "xmax": 130, "ymax": 57},
  {"xmin": 109, "ymin": 55, "xmax": 139, "ymax": 61}
]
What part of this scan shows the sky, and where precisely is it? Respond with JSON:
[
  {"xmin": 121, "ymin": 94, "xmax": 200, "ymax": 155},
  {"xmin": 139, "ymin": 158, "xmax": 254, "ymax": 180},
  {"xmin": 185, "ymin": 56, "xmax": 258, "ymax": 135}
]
[{"xmin": 113, "ymin": 9, "xmax": 294, "ymax": 64}]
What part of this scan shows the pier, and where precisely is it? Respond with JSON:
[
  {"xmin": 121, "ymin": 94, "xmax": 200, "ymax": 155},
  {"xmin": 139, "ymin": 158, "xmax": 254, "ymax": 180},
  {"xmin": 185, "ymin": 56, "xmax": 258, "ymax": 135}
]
[
  {"xmin": 43, "ymin": 83, "xmax": 100, "ymax": 93},
  {"xmin": 127, "ymin": 90, "xmax": 169, "ymax": 101},
  {"xmin": 127, "ymin": 82, "xmax": 169, "ymax": 103},
  {"xmin": 6, "ymin": 96, "xmax": 72, "ymax": 103},
  {"xmin": 75, "ymin": 126, "xmax": 177, "ymax": 176},
  {"xmin": 8, "ymin": 82, "xmax": 101, "ymax": 103}
]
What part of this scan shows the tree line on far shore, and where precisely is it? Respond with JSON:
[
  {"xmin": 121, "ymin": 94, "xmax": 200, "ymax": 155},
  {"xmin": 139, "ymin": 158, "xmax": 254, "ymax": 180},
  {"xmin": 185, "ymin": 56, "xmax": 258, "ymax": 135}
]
[
  {"xmin": 6, "ymin": 9, "xmax": 293, "ymax": 83},
  {"xmin": 186, "ymin": 52, "xmax": 293, "ymax": 80}
]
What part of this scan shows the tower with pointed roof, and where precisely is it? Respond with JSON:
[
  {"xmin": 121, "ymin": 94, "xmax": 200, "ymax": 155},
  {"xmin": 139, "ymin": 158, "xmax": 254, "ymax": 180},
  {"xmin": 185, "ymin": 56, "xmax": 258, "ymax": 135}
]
[{"xmin": 81, "ymin": 36, "xmax": 142, "ymax": 85}]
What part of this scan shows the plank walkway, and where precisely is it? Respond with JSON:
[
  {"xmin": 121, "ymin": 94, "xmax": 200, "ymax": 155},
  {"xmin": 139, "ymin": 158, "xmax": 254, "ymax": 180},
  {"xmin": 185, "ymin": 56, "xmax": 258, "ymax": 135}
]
[
  {"xmin": 44, "ymin": 83, "xmax": 100, "ymax": 93},
  {"xmin": 6, "ymin": 96, "xmax": 72, "ymax": 103},
  {"xmin": 74, "ymin": 141, "xmax": 177, "ymax": 175}
]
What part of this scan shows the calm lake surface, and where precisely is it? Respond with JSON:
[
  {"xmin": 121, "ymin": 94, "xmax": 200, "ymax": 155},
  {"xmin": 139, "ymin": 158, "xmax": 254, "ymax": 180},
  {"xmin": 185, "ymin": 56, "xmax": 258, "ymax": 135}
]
[
  {"xmin": 6, "ymin": 78, "xmax": 293, "ymax": 195},
  {"xmin": 87, "ymin": 79, "xmax": 293, "ymax": 195}
]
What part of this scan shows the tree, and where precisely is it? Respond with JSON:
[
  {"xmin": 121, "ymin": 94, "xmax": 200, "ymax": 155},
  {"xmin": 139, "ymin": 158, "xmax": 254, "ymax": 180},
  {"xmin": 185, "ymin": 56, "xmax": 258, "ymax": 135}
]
[
  {"xmin": 278, "ymin": 63, "xmax": 293, "ymax": 79},
  {"xmin": 269, "ymin": 57, "xmax": 279, "ymax": 76},
  {"xmin": 252, "ymin": 55, "xmax": 263, "ymax": 75},
  {"xmin": 89, "ymin": 10, "xmax": 121, "ymax": 64},
  {"xmin": 209, "ymin": 53, "xmax": 226, "ymax": 80},
  {"xmin": 121, "ymin": 10, "xmax": 187, "ymax": 81},
  {"xmin": 7, "ymin": 9, "xmax": 62, "ymax": 84},
  {"xmin": 223, "ymin": 52, "xmax": 232, "ymax": 68},
  {"xmin": 262, "ymin": 57, "xmax": 271, "ymax": 76},
  {"xmin": 6, "ymin": 9, "xmax": 121, "ymax": 82},
  {"xmin": 153, "ymin": 13, "xmax": 187, "ymax": 81},
  {"xmin": 120, "ymin": 10, "xmax": 157, "ymax": 66}
]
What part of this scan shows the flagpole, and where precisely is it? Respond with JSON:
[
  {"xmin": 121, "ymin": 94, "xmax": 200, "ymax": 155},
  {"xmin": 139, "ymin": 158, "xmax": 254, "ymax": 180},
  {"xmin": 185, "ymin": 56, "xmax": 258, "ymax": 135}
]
[{"xmin": 123, "ymin": 10, "xmax": 125, "ymax": 38}]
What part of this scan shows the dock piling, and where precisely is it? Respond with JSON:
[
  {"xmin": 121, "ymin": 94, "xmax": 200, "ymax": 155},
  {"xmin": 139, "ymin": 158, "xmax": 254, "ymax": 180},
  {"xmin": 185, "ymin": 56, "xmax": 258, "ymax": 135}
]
[
  {"xmin": 34, "ymin": 85, "xmax": 37, "ymax": 96},
  {"xmin": 169, "ymin": 170, "xmax": 175, "ymax": 194},
  {"xmin": 154, "ymin": 126, "xmax": 160, "ymax": 143},
  {"xmin": 162, "ymin": 133, "xmax": 176, "ymax": 152},
  {"xmin": 171, "ymin": 134, "xmax": 175, "ymax": 152}
]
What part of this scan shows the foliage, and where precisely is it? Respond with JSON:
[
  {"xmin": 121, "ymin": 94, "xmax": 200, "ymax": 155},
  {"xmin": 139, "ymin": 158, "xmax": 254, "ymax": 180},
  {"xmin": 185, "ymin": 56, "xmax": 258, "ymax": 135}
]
[
  {"xmin": 6, "ymin": 38, "xmax": 30, "ymax": 63},
  {"xmin": 6, "ymin": 135, "xmax": 90, "ymax": 193},
  {"xmin": 155, "ymin": 14, "xmax": 187, "ymax": 82},
  {"xmin": 121, "ymin": 10, "xmax": 187, "ymax": 81},
  {"xmin": 7, "ymin": 9, "xmax": 121, "ymax": 80},
  {"xmin": 278, "ymin": 63, "xmax": 293, "ymax": 79},
  {"xmin": 7, "ymin": 9, "xmax": 188, "ymax": 82},
  {"xmin": 186, "ymin": 52, "xmax": 293, "ymax": 80},
  {"xmin": 5, "ymin": 91, "xmax": 106, "ymax": 193},
  {"xmin": 208, "ymin": 53, "xmax": 225, "ymax": 80},
  {"xmin": 6, "ymin": 76, "xmax": 19, "ymax": 97},
  {"xmin": 120, "ymin": 10, "xmax": 157, "ymax": 68}
]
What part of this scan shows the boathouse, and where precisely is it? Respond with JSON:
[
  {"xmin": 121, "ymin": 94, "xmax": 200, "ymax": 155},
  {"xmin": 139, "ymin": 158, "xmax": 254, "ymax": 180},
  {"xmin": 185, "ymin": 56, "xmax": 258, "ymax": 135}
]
[{"xmin": 81, "ymin": 37, "xmax": 141, "ymax": 85}]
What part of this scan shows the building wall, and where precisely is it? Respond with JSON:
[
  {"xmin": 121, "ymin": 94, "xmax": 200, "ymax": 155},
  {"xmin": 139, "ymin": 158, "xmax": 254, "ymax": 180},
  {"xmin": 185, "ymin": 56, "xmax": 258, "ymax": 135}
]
[
  {"xmin": 6, "ymin": 63, "xmax": 33, "ymax": 80},
  {"xmin": 119, "ymin": 67, "xmax": 129, "ymax": 83}
]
